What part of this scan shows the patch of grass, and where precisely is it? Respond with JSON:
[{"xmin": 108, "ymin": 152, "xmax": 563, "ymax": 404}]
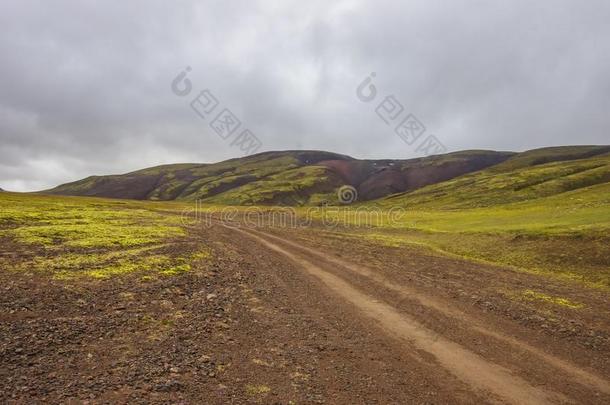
[
  {"xmin": 307, "ymin": 178, "xmax": 610, "ymax": 237},
  {"xmin": 0, "ymin": 192, "xmax": 208, "ymax": 280},
  {"xmin": 519, "ymin": 289, "xmax": 585, "ymax": 309},
  {"xmin": 324, "ymin": 229, "xmax": 610, "ymax": 290},
  {"xmin": 11, "ymin": 242, "xmax": 210, "ymax": 280},
  {"xmin": 245, "ymin": 384, "xmax": 271, "ymax": 396},
  {"xmin": 10, "ymin": 222, "xmax": 184, "ymax": 248}
]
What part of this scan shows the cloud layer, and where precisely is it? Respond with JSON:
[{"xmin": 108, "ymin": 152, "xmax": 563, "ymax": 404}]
[{"xmin": 1, "ymin": 0, "xmax": 609, "ymax": 191}]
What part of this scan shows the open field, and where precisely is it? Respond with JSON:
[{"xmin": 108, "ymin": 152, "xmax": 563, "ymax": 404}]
[{"xmin": 1, "ymin": 190, "xmax": 609, "ymax": 403}]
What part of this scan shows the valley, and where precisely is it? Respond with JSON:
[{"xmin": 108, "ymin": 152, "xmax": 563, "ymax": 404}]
[{"xmin": 1, "ymin": 145, "xmax": 609, "ymax": 403}]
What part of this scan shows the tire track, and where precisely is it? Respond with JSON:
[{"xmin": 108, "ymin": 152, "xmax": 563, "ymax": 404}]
[
  {"xmin": 249, "ymin": 227, "xmax": 610, "ymax": 397},
  {"xmin": 230, "ymin": 225, "xmax": 567, "ymax": 405}
]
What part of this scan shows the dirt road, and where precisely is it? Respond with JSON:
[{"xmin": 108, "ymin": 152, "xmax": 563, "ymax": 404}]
[
  {"xmin": 2, "ymin": 221, "xmax": 609, "ymax": 404},
  {"xmin": 230, "ymin": 224, "xmax": 609, "ymax": 404}
]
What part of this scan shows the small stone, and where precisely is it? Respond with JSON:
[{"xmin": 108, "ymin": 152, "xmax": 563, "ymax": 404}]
[{"xmin": 155, "ymin": 380, "xmax": 182, "ymax": 392}]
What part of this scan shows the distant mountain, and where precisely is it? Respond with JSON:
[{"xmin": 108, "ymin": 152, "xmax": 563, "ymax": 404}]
[{"xmin": 43, "ymin": 149, "xmax": 514, "ymax": 205}]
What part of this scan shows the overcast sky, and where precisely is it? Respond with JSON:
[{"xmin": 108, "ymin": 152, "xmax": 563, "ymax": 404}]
[{"xmin": 1, "ymin": 0, "xmax": 609, "ymax": 191}]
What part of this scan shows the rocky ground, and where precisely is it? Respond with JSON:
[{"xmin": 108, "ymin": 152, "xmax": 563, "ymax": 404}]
[{"xmin": 1, "ymin": 221, "xmax": 609, "ymax": 404}]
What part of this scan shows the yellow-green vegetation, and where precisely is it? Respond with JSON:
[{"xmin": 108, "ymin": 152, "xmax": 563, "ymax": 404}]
[
  {"xmin": 377, "ymin": 150, "xmax": 610, "ymax": 209},
  {"xmin": 179, "ymin": 154, "xmax": 304, "ymax": 201},
  {"xmin": 0, "ymin": 192, "xmax": 208, "ymax": 280},
  {"xmin": 388, "ymin": 182, "xmax": 609, "ymax": 236},
  {"xmin": 487, "ymin": 145, "xmax": 610, "ymax": 172},
  {"xmin": 5, "ymin": 147, "xmax": 609, "ymax": 290},
  {"xmin": 519, "ymin": 289, "xmax": 585, "ymax": 309},
  {"xmin": 245, "ymin": 384, "xmax": 271, "ymax": 396},
  {"xmin": 297, "ymin": 153, "xmax": 610, "ymax": 289},
  {"xmin": 45, "ymin": 153, "xmax": 308, "ymax": 202},
  {"xmin": 306, "ymin": 184, "xmax": 610, "ymax": 288},
  {"xmin": 0, "ymin": 193, "xmax": 186, "ymax": 247},
  {"xmin": 301, "ymin": 181, "xmax": 610, "ymax": 236},
  {"xmin": 205, "ymin": 165, "xmax": 340, "ymax": 205},
  {"xmin": 327, "ymin": 229, "xmax": 609, "ymax": 289}
]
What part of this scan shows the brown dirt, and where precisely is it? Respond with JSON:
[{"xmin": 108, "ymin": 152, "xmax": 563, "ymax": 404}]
[
  {"xmin": 319, "ymin": 152, "xmax": 513, "ymax": 201},
  {"xmin": 2, "ymin": 221, "xmax": 609, "ymax": 404}
]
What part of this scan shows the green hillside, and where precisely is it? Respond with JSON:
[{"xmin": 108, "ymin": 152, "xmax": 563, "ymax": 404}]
[
  {"xmin": 378, "ymin": 146, "xmax": 610, "ymax": 209},
  {"xmin": 309, "ymin": 146, "xmax": 610, "ymax": 288},
  {"xmin": 44, "ymin": 149, "xmax": 513, "ymax": 205},
  {"xmin": 487, "ymin": 145, "xmax": 610, "ymax": 172}
]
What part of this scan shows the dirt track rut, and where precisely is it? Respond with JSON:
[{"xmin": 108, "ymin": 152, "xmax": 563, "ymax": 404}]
[{"xmin": 229, "ymin": 224, "xmax": 610, "ymax": 405}]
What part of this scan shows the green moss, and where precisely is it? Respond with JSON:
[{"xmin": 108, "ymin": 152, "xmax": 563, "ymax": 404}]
[
  {"xmin": 375, "ymin": 153, "xmax": 610, "ymax": 210},
  {"xmin": 488, "ymin": 145, "xmax": 610, "ymax": 172},
  {"xmin": 308, "ymin": 192, "xmax": 339, "ymax": 206},
  {"xmin": 0, "ymin": 192, "xmax": 209, "ymax": 280},
  {"xmin": 160, "ymin": 263, "xmax": 191, "ymax": 276},
  {"xmin": 176, "ymin": 155, "xmax": 302, "ymax": 200},
  {"xmin": 10, "ymin": 223, "xmax": 184, "ymax": 248},
  {"xmin": 245, "ymin": 384, "xmax": 271, "ymax": 396},
  {"xmin": 205, "ymin": 165, "xmax": 337, "ymax": 205},
  {"xmin": 0, "ymin": 191, "xmax": 186, "ymax": 249},
  {"xmin": 191, "ymin": 250, "xmax": 212, "ymax": 260},
  {"xmin": 519, "ymin": 289, "xmax": 585, "ymax": 309},
  {"xmin": 323, "ymin": 229, "xmax": 610, "ymax": 290},
  {"xmin": 41, "ymin": 249, "xmax": 209, "ymax": 280}
]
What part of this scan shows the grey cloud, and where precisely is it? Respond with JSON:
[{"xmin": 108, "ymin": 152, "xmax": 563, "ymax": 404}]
[{"xmin": 1, "ymin": 0, "xmax": 608, "ymax": 191}]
